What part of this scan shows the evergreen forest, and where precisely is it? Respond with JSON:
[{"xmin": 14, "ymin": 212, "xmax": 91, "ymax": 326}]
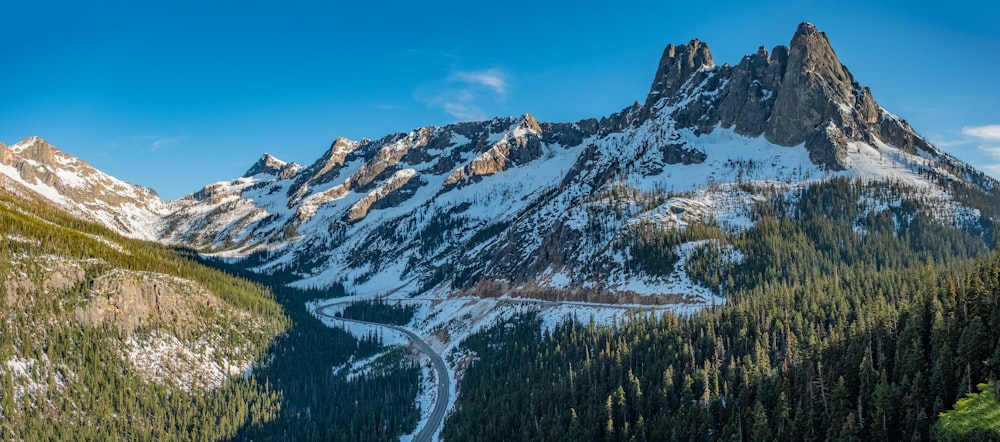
[{"xmin": 442, "ymin": 179, "xmax": 1000, "ymax": 441}]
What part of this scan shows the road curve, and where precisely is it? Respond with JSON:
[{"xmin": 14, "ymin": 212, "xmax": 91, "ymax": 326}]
[
  {"xmin": 312, "ymin": 294, "xmax": 705, "ymax": 440},
  {"xmin": 314, "ymin": 303, "xmax": 449, "ymax": 442}
]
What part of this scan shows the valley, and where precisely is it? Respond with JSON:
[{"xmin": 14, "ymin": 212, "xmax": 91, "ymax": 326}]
[{"xmin": 3, "ymin": 20, "xmax": 1000, "ymax": 441}]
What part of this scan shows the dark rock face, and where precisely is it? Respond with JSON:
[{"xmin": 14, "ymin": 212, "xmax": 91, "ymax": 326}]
[
  {"xmin": 713, "ymin": 45, "xmax": 788, "ymax": 137},
  {"xmin": 646, "ymin": 22, "xmax": 937, "ymax": 170},
  {"xmin": 765, "ymin": 22, "xmax": 854, "ymax": 146},
  {"xmin": 646, "ymin": 39, "xmax": 714, "ymax": 107},
  {"xmin": 243, "ymin": 153, "xmax": 287, "ymax": 177}
]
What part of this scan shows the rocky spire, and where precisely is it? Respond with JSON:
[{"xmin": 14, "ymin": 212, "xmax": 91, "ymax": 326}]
[
  {"xmin": 764, "ymin": 22, "xmax": 855, "ymax": 148},
  {"xmin": 645, "ymin": 39, "xmax": 714, "ymax": 106},
  {"xmin": 641, "ymin": 22, "xmax": 937, "ymax": 169},
  {"xmin": 519, "ymin": 113, "xmax": 542, "ymax": 135}
]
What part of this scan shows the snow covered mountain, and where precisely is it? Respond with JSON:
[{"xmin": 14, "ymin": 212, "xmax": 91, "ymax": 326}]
[
  {"xmin": 4, "ymin": 23, "xmax": 997, "ymax": 305},
  {"xmin": 0, "ymin": 136, "xmax": 167, "ymax": 239}
]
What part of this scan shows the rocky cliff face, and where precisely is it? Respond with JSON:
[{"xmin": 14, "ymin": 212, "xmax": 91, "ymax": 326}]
[{"xmin": 656, "ymin": 22, "xmax": 938, "ymax": 169}]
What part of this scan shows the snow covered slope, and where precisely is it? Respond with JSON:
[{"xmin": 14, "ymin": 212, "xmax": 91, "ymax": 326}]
[
  {"xmin": 4, "ymin": 23, "xmax": 997, "ymax": 307},
  {"xmin": 0, "ymin": 136, "xmax": 167, "ymax": 239}
]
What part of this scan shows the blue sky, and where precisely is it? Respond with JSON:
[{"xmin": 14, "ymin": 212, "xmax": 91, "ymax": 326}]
[{"xmin": 2, "ymin": 0, "xmax": 998, "ymax": 199}]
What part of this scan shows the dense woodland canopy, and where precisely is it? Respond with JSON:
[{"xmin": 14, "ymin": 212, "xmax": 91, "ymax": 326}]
[
  {"xmin": 442, "ymin": 179, "xmax": 1000, "ymax": 441},
  {"xmin": 206, "ymin": 259, "xmax": 421, "ymax": 441},
  {"xmin": 0, "ymin": 194, "xmax": 288, "ymax": 440}
]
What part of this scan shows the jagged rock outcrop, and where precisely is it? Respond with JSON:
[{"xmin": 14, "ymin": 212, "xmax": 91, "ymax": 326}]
[
  {"xmin": 714, "ymin": 45, "xmax": 788, "ymax": 137},
  {"xmin": 765, "ymin": 23, "xmax": 855, "ymax": 146},
  {"xmin": 3, "ymin": 255, "xmax": 88, "ymax": 304},
  {"xmin": 653, "ymin": 22, "xmax": 938, "ymax": 169},
  {"xmin": 459, "ymin": 114, "xmax": 545, "ymax": 182},
  {"xmin": 646, "ymin": 39, "xmax": 714, "ymax": 106},
  {"xmin": 347, "ymin": 169, "xmax": 417, "ymax": 222},
  {"xmin": 301, "ymin": 136, "xmax": 360, "ymax": 186}
]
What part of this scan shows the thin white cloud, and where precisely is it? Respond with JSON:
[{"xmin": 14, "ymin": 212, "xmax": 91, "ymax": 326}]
[
  {"xmin": 422, "ymin": 89, "xmax": 488, "ymax": 121},
  {"xmin": 930, "ymin": 125, "xmax": 1000, "ymax": 180},
  {"xmin": 968, "ymin": 141, "xmax": 1000, "ymax": 180},
  {"xmin": 442, "ymin": 102, "xmax": 486, "ymax": 121},
  {"xmin": 416, "ymin": 68, "xmax": 509, "ymax": 121},
  {"xmin": 962, "ymin": 125, "xmax": 1000, "ymax": 141},
  {"xmin": 150, "ymin": 136, "xmax": 184, "ymax": 152},
  {"xmin": 982, "ymin": 163, "xmax": 1000, "ymax": 178},
  {"xmin": 451, "ymin": 69, "xmax": 507, "ymax": 95},
  {"xmin": 927, "ymin": 136, "xmax": 965, "ymax": 148}
]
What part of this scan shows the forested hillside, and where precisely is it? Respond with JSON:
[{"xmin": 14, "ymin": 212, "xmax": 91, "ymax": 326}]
[
  {"xmin": 442, "ymin": 179, "xmax": 1000, "ymax": 441},
  {"xmin": 0, "ymin": 193, "xmax": 289, "ymax": 440},
  {"xmin": 208, "ymin": 267, "xmax": 421, "ymax": 442}
]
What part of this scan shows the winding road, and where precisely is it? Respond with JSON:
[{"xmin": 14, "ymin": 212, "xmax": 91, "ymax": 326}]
[
  {"xmin": 312, "ymin": 294, "xmax": 711, "ymax": 441},
  {"xmin": 314, "ymin": 302, "xmax": 449, "ymax": 442}
]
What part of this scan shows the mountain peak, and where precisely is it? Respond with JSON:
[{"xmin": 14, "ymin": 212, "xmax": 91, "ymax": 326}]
[
  {"xmin": 519, "ymin": 113, "xmax": 542, "ymax": 135},
  {"xmin": 764, "ymin": 22, "xmax": 853, "ymax": 146},
  {"xmin": 243, "ymin": 153, "xmax": 287, "ymax": 177},
  {"xmin": 0, "ymin": 136, "xmax": 166, "ymax": 239},
  {"xmin": 644, "ymin": 22, "xmax": 938, "ymax": 169},
  {"xmin": 794, "ymin": 21, "xmax": 818, "ymax": 36},
  {"xmin": 9, "ymin": 136, "xmax": 58, "ymax": 165},
  {"xmin": 645, "ymin": 38, "xmax": 714, "ymax": 106}
]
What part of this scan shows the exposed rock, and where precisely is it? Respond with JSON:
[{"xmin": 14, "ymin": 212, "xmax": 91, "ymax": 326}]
[
  {"xmin": 347, "ymin": 169, "xmax": 417, "ymax": 222},
  {"xmin": 298, "ymin": 136, "xmax": 360, "ymax": 188},
  {"xmin": 453, "ymin": 115, "xmax": 546, "ymax": 183},
  {"xmin": 646, "ymin": 39, "xmax": 714, "ymax": 106},
  {"xmin": 350, "ymin": 139, "xmax": 414, "ymax": 192},
  {"xmin": 191, "ymin": 182, "xmax": 232, "ymax": 204},
  {"xmin": 855, "ymin": 86, "xmax": 880, "ymax": 124},
  {"xmin": 765, "ymin": 22, "xmax": 854, "ymax": 147},
  {"xmin": 806, "ymin": 122, "xmax": 851, "ymax": 168},
  {"xmin": 0, "ymin": 142, "xmax": 11, "ymax": 165},
  {"xmin": 3, "ymin": 255, "xmax": 89, "ymax": 304},
  {"xmin": 0, "ymin": 137, "xmax": 166, "ymax": 238},
  {"xmin": 879, "ymin": 114, "xmax": 938, "ymax": 155},
  {"xmin": 713, "ymin": 46, "xmax": 786, "ymax": 137},
  {"xmin": 73, "ymin": 270, "xmax": 222, "ymax": 335},
  {"xmin": 15, "ymin": 137, "xmax": 58, "ymax": 166},
  {"xmin": 637, "ymin": 22, "xmax": 939, "ymax": 171},
  {"xmin": 243, "ymin": 153, "xmax": 287, "ymax": 177},
  {"xmin": 278, "ymin": 162, "xmax": 300, "ymax": 179},
  {"xmin": 521, "ymin": 113, "xmax": 542, "ymax": 135},
  {"xmin": 443, "ymin": 167, "xmax": 466, "ymax": 186},
  {"xmin": 537, "ymin": 119, "xmax": 598, "ymax": 147}
]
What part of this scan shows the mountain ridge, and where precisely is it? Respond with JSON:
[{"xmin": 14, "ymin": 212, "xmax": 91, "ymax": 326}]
[{"xmin": 3, "ymin": 23, "xmax": 997, "ymax": 303}]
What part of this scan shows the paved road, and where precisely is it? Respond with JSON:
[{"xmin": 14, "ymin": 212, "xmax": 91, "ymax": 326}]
[
  {"xmin": 314, "ymin": 302, "xmax": 449, "ymax": 442},
  {"xmin": 312, "ymin": 295, "xmax": 701, "ymax": 441}
]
